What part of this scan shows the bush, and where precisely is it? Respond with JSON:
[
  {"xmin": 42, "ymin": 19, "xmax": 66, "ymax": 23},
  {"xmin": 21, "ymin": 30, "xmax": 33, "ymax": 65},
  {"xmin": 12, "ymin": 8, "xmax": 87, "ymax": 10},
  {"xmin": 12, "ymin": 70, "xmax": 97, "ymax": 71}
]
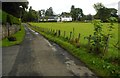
[
  {"xmin": 1, "ymin": 10, "xmax": 21, "ymax": 25},
  {"xmin": 85, "ymin": 20, "xmax": 114, "ymax": 56},
  {"xmin": 2, "ymin": 11, "xmax": 7, "ymax": 24}
]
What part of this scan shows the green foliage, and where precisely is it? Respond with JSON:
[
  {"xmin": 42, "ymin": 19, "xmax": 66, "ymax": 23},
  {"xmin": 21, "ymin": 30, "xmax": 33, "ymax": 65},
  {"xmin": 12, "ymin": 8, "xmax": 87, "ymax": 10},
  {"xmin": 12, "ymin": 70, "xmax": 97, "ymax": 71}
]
[
  {"xmin": 85, "ymin": 14, "xmax": 93, "ymax": 21},
  {"xmin": 85, "ymin": 20, "xmax": 114, "ymax": 55},
  {"xmin": 93, "ymin": 2, "xmax": 105, "ymax": 12},
  {"xmin": 2, "ymin": 2, "xmax": 29, "ymax": 18},
  {"xmin": 70, "ymin": 5, "xmax": 84, "ymax": 21},
  {"xmin": 24, "ymin": 6, "xmax": 38, "ymax": 22},
  {"xmin": 1, "ymin": 10, "xmax": 21, "ymax": 25},
  {"xmin": 92, "ymin": 20, "xmax": 103, "ymax": 53},
  {"xmin": 94, "ymin": 7, "xmax": 118, "ymax": 22},
  {"xmin": 7, "ymin": 15, "xmax": 12, "ymax": 25},
  {"xmin": 45, "ymin": 7, "xmax": 53, "ymax": 16},
  {"xmin": 108, "ymin": 17, "xmax": 118, "ymax": 23},
  {"xmin": 97, "ymin": 8, "xmax": 111, "ymax": 22},
  {"xmin": 2, "ymin": 11, "xmax": 7, "ymax": 24}
]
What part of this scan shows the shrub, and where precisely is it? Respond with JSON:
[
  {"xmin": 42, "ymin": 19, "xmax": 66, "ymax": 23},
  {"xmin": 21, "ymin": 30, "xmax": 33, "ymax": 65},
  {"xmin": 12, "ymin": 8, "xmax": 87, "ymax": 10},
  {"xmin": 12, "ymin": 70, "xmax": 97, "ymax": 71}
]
[
  {"xmin": 1, "ymin": 10, "xmax": 21, "ymax": 25},
  {"xmin": 85, "ymin": 19, "xmax": 114, "ymax": 55},
  {"xmin": 2, "ymin": 11, "xmax": 7, "ymax": 24}
]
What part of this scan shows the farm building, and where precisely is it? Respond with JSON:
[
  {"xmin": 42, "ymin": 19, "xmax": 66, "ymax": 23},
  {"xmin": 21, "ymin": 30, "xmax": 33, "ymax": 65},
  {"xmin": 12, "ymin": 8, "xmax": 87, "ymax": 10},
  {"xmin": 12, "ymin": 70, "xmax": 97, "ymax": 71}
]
[
  {"xmin": 57, "ymin": 12, "xmax": 72, "ymax": 22},
  {"xmin": 39, "ymin": 16, "xmax": 58, "ymax": 22},
  {"xmin": 39, "ymin": 12, "xmax": 72, "ymax": 22}
]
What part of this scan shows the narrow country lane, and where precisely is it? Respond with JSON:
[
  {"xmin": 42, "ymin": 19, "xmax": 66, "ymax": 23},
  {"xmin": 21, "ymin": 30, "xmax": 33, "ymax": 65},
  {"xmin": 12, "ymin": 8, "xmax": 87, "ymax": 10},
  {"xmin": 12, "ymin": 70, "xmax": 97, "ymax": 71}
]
[{"xmin": 2, "ymin": 23, "xmax": 97, "ymax": 77}]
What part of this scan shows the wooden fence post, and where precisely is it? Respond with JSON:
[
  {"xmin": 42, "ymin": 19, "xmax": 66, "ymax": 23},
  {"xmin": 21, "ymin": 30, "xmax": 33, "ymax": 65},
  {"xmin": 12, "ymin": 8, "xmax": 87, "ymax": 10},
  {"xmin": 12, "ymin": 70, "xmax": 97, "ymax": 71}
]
[
  {"xmin": 87, "ymin": 35, "xmax": 92, "ymax": 52},
  {"xmin": 73, "ymin": 28, "xmax": 75, "ymax": 38},
  {"xmin": 69, "ymin": 31, "xmax": 72, "ymax": 40},
  {"xmin": 48, "ymin": 28, "xmax": 50, "ymax": 33},
  {"xmin": 64, "ymin": 31, "xmax": 66, "ymax": 38},
  {"xmin": 58, "ymin": 30, "xmax": 60, "ymax": 37},
  {"xmin": 50, "ymin": 29, "xmax": 53, "ymax": 33},
  {"xmin": 88, "ymin": 35, "xmax": 91, "ymax": 46},
  {"xmin": 77, "ymin": 33, "xmax": 81, "ymax": 43},
  {"xmin": 56, "ymin": 30, "xmax": 57, "ymax": 36},
  {"xmin": 54, "ymin": 30, "xmax": 57, "ymax": 36}
]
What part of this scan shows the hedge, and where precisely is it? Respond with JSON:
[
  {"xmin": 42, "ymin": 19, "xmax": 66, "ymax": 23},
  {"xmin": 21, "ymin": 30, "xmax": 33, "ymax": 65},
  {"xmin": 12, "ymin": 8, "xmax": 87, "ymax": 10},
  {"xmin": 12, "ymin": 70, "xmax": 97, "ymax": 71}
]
[{"xmin": 0, "ymin": 10, "xmax": 21, "ymax": 25}]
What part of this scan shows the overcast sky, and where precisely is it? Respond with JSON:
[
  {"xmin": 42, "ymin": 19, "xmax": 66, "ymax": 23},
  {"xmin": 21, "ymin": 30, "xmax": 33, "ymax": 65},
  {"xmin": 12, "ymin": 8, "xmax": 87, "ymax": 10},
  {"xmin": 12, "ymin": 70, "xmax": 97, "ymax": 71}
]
[{"xmin": 28, "ymin": 0, "xmax": 119, "ymax": 15}]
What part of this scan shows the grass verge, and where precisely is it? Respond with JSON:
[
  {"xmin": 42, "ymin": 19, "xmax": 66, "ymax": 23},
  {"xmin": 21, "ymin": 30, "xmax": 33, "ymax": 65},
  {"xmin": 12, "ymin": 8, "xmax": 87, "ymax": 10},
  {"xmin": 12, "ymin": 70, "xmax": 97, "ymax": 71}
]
[
  {"xmin": 29, "ymin": 25, "xmax": 120, "ymax": 78},
  {"xmin": 0, "ymin": 25, "xmax": 25, "ymax": 47}
]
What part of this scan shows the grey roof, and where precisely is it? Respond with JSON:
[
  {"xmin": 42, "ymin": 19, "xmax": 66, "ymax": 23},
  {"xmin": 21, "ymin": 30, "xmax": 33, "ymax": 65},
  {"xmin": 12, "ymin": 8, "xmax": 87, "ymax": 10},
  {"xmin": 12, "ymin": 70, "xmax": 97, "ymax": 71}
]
[{"xmin": 40, "ymin": 16, "xmax": 57, "ymax": 19}]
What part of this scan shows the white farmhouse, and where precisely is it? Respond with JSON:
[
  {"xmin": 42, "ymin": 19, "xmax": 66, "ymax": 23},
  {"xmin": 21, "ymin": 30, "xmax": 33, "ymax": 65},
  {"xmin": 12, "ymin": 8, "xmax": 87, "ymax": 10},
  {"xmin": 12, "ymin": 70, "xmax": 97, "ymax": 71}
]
[
  {"xmin": 61, "ymin": 16, "xmax": 72, "ymax": 22},
  {"xmin": 39, "ymin": 16, "xmax": 57, "ymax": 22},
  {"xmin": 57, "ymin": 12, "xmax": 72, "ymax": 22},
  {"xmin": 39, "ymin": 12, "xmax": 72, "ymax": 22}
]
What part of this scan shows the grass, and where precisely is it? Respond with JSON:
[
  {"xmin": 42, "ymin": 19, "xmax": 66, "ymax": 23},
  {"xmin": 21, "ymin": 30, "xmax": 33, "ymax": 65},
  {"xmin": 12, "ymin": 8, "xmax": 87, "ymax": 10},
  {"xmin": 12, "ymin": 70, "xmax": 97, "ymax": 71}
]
[
  {"xmin": 28, "ymin": 24, "xmax": 120, "ymax": 77},
  {"xmin": 29, "ymin": 22, "xmax": 118, "ymax": 44},
  {"xmin": 29, "ymin": 22, "xmax": 119, "ymax": 59},
  {"xmin": 0, "ymin": 25, "xmax": 25, "ymax": 47}
]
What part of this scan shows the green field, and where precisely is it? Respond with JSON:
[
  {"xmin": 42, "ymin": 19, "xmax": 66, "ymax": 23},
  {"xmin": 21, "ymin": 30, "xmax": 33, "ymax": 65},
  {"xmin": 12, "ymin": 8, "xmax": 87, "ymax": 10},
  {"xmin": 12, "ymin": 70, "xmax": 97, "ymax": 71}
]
[{"xmin": 30, "ymin": 22, "xmax": 119, "ymax": 59}]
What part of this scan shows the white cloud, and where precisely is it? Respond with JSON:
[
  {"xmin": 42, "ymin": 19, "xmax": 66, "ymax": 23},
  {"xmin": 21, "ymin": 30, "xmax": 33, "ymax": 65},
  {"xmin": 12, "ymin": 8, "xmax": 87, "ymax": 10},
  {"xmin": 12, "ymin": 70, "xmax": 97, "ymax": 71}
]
[{"xmin": 28, "ymin": 0, "xmax": 119, "ymax": 15}]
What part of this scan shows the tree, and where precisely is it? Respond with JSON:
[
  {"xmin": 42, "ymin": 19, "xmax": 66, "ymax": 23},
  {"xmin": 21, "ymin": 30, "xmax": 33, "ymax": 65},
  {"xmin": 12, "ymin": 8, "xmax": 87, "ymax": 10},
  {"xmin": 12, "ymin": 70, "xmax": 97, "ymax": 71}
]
[
  {"xmin": 22, "ymin": 6, "xmax": 38, "ymax": 22},
  {"xmin": 40, "ymin": 9, "xmax": 45, "ymax": 17},
  {"xmin": 75, "ymin": 8, "xmax": 83, "ymax": 21},
  {"xmin": 22, "ymin": 11, "xmax": 29, "ymax": 22},
  {"xmin": 93, "ymin": 3, "xmax": 118, "ymax": 22},
  {"xmin": 85, "ymin": 14, "xmax": 93, "ymax": 20},
  {"xmin": 38, "ymin": 10, "xmax": 42, "ymax": 17},
  {"xmin": 61, "ymin": 12, "xmax": 71, "ymax": 18},
  {"xmin": 97, "ymin": 7, "xmax": 110, "ymax": 22},
  {"xmin": 93, "ymin": 3, "xmax": 105, "ymax": 12},
  {"xmin": 109, "ymin": 8, "xmax": 118, "ymax": 17},
  {"xmin": 2, "ymin": 2, "xmax": 29, "ymax": 18},
  {"xmin": 45, "ymin": 7, "xmax": 53, "ymax": 16},
  {"xmin": 27, "ymin": 6, "xmax": 38, "ymax": 22},
  {"xmin": 85, "ymin": 19, "xmax": 114, "ymax": 55},
  {"xmin": 70, "ymin": 5, "xmax": 84, "ymax": 21},
  {"xmin": 95, "ymin": 7, "xmax": 118, "ymax": 22},
  {"xmin": 70, "ymin": 5, "xmax": 75, "ymax": 21},
  {"xmin": 71, "ymin": 5, "xmax": 75, "ymax": 11}
]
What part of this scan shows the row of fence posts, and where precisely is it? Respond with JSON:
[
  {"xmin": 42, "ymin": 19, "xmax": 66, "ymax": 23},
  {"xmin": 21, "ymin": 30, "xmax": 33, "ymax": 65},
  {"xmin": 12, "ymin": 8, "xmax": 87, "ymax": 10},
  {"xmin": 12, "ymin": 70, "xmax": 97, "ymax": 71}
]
[
  {"xmin": 31, "ymin": 25, "xmax": 109, "ymax": 50},
  {"xmin": 33, "ymin": 26, "xmax": 81, "ymax": 48},
  {"xmin": 31, "ymin": 25, "xmax": 119, "ymax": 51},
  {"xmin": 29, "ymin": 25, "xmax": 120, "ymax": 56}
]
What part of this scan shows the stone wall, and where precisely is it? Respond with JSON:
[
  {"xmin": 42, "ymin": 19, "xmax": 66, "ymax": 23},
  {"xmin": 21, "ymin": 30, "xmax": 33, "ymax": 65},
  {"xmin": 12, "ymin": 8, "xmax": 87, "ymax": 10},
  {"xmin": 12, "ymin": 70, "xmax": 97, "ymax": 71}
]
[{"xmin": 0, "ymin": 24, "xmax": 20, "ymax": 40}]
